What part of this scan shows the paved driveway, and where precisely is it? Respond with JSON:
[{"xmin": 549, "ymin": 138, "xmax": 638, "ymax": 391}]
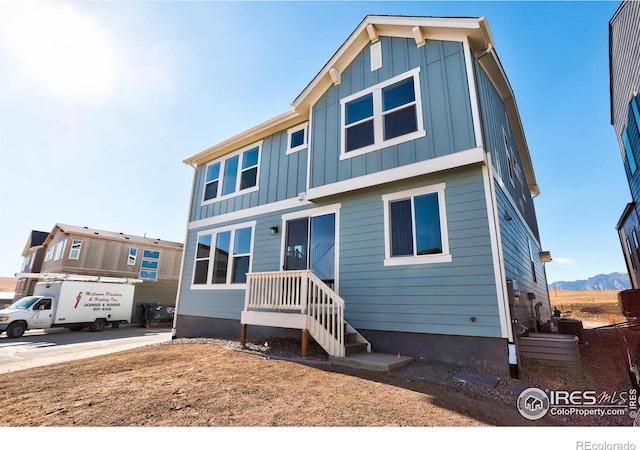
[{"xmin": 0, "ymin": 325, "xmax": 172, "ymax": 373}]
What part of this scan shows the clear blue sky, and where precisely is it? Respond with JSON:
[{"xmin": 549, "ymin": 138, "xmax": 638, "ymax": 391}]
[{"xmin": 0, "ymin": 0, "xmax": 629, "ymax": 284}]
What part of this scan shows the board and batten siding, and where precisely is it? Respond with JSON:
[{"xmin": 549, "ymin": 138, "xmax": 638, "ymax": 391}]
[
  {"xmin": 310, "ymin": 37, "xmax": 476, "ymax": 189},
  {"xmin": 190, "ymin": 130, "xmax": 308, "ymax": 223},
  {"xmin": 475, "ymin": 61, "xmax": 540, "ymax": 241},
  {"xmin": 494, "ymin": 181, "xmax": 551, "ymax": 327},
  {"xmin": 338, "ymin": 165, "xmax": 502, "ymax": 338}
]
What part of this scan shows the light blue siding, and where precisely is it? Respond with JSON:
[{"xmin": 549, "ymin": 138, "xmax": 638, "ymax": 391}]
[
  {"xmin": 310, "ymin": 37, "xmax": 476, "ymax": 189},
  {"xmin": 190, "ymin": 130, "xmax": 307, "ymax": 223},
  {"xmin": 475, "ymin": 61, "xmax": 540, "ymax": 240},
  {"xmin": 338, "ymin": 165, "xmax": 502, "ymax": 338},
  {"xmin": 494, "ymin": 181, "xmax": 551, "ymax": 327}
]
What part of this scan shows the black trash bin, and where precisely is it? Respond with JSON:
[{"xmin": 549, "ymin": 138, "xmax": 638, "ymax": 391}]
[{"xmin": 135, "ymin": 302, "xmax": 159, "ymax": 328}]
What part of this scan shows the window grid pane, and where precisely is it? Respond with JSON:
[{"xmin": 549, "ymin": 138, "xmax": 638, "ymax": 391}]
[
  {"xmin": 222, "ymin": 156, "xmax": 239, "ymax": 196},
  {"xmin": 414, "ymin": 193, "xmax": 442, "ymax": 255},
  {"xmin": 390, "ymin": 199, "xmax": 414, "ymax": 256},
  {"xmin": 345, "ymin": 94, "xmax": 373, "ymax": 125},
  {"xmin": 382, "ymin": 78, "xmax": 415, "ymax": 112}
]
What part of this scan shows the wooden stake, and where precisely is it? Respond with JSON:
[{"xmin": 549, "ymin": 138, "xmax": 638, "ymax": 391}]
[
  {"xmin": 240, "ymin": 324, "xmax": 247, "ymax": 347},
  {"xmin": 301, "ymin": 329, "xmax": 309, "ymax": 357}
]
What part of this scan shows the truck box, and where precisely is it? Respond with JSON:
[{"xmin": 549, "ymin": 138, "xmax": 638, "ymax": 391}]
[{"xmin": 0, "ymin": 278, "xmax": 137, "ymax": 338}]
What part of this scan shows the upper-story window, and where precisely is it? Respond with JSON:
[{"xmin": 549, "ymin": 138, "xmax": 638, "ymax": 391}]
[
  {"xmin": 127, "ymin": 247, "xmax": 138, "ymax": 266},
  {"xmin": 286, "ymin": 122, "xmax": 308, "ymax": 154},
  {"xmin": 623, "ymin": 128, "xmax": 637, "ymax": 175},
  {"xmin": 340, "ymin": 67, "xmax": 425, "ymax": 159},
  {"xmin": 382, "ymin": 183, "xmax": 451, "ymax": 266},
  {"xmin": 140, "ymin": 249, "xmax": 160, "ymax": 281},
  {"xmin": 203, "ymin": 143, "xmax": 261, "ymax": 203},
  {"xmin": 69, "ymin": 239, "xmax": 82, "ymax": 260}
]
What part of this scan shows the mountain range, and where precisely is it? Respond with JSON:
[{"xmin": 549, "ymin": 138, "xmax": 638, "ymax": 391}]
[{"xmin": 548, "ymin": 272, "xmax": 631, "ymax": 291}]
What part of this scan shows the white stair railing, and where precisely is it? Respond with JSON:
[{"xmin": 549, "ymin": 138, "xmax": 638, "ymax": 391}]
[{"xmin": 245, "ymin": 270, "xmax": 368, "ymax": 357}]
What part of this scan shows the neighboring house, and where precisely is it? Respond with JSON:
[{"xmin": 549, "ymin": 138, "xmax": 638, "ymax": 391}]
[
  {"xmin": 174, "ymin": 15, "xmax": 552, "ymax": 374},
  {"xmin": 13, "ymin": 230, "xmax": 50, "ymax": 300},
  {"xmin": 611, "ymin": 1, "xmax": 640, "ymax": 288},
  {"xmin": 15, "ymin": 224, "xmax": 183, "ymax": 311}
]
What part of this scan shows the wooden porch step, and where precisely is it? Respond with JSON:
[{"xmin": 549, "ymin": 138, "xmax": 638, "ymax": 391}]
[{"xmin": 345, "ymin": 341, "xmax": 369, "ymax": 356}]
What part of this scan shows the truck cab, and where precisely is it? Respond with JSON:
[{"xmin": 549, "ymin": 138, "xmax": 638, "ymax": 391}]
[{"xmin": 0, "ymin": 295, "xmax": 55, "ymax": 338}]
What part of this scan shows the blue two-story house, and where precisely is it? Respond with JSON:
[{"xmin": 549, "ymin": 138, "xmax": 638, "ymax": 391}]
[{"xmin": 174, "ymin": 15, "xmax": 552, "ymax": 375}]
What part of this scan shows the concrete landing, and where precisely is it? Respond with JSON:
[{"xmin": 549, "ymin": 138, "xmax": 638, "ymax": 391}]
[{"xmin": 330, "ymin": 352, "xmax": 414, "ymax": 372}]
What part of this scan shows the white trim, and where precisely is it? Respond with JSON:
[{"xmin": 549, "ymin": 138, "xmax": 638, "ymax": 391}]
[
  {"xmin": 201, "ymin": 141, "xmax": 263, "ymax": 206},
  {"xmin": 286, "ymin": 122, "xmax": 309, "ymax": 155},
  {"xmin": 307, "ymin": 146, "xmax": 485, "ymax": 200},
  {"xmin": 382, "ymin": 183, "xmax": 451, "ymax": 266},
  {"xmin": 190, "ymin": 220, "xmax": 256, "ymax": 289},
  {"xmin": 463, "ymin": 37, "xmax": 484, "ymax": 148},
  {"xmin": 339, "ymin": 67, "xmax": 425, "ymax": 159},
  {"xmin": 188, "ymin": 196, "xmax": 313, "ymax": 231},
  {"xmin": 306, "ymin": 106, "xmax": 313, "ymax": 193},
  {"xmin": 482, "ymin": 155, "xmax": 512, "ymax": 341},
  {"xmin": 279, "ymin": 204, "xmax": 341, "ymax": 293},
  {"xmin": 370, "ymin": 41, "xmax": 382, "ymax": 71}
]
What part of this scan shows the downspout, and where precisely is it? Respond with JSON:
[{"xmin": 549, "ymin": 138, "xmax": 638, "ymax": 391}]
[{"xmin": 171, "ymin": 161, "xmax": 199, "ymax": 339}]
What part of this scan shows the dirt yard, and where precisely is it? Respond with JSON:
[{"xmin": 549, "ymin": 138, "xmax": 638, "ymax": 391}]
[{"xmin": 0, "ymin": 290, "xmax": 638, "ymax": 427}]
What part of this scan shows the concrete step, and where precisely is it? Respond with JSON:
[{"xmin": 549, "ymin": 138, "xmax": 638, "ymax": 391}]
[{"xmin": 330, "ymin": 352, "xmax": 414, "ymax": 372}]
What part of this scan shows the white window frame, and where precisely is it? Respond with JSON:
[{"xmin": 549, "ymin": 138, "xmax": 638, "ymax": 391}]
[
  {"xmin": 127, "ymin": 247, "xmax": 138, "ymax": 266},
  {"xmin": 202, "ymin": 141, "xmax": 262, "ymax": 205},
  {"xmin": 69, "ymin": 239, "xmax": 82, "ymax": 260},
  {"xmin": 340, "ymin": 67, "xmax": 425, "ymax": 160},
  {"xmin": 286, "ymin": 122, "xmax": 308, "ymax": 155},
  {"xmin": 191, "ymin": 221, "xmax": 256, "ymax": 290},
  {"xmin": 382, "ymin": 183, "xmax": 451, "ymax": 266},
  {"xmin": 140, "ymin": 249, "xmax": 161, "ymax": 281}
]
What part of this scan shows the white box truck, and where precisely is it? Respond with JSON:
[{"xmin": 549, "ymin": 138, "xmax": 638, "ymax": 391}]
[{"xmin": 0, "ymin": 279, "xmax": 136, "ymax": 338}]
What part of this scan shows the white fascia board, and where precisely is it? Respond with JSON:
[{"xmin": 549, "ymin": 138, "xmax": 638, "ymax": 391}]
[
  {"xmin": 292, "ymin": 16, "xmax": 492, "ymax": 117},
  {"xmin": 306, "ymin": 146, "xmax": 486, "ymax": 201},
  {"xmin": 184, "ymin": 110, "xmax": 304, "ymax": 167}
]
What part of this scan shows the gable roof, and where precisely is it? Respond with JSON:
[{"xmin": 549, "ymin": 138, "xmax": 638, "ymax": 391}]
[
  {"xmin": 185, "ymin": 14, "xmax": 539, "ymax": 195},
  {"xmin": 21, "ymin": 230, "xmax": 50, "ymax": 256},
  {"xmin": 44, "ymin": 223, "xmax": 183, "ymax": 250}
]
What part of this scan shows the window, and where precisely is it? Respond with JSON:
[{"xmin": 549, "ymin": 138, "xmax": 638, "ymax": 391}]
[
  {"xmin": 140, "ymin": 249, "xmax": 160, "ymax": 281},
  {"xmin": 628, "ymin": 237, "xmax": 637, "ymax": 271},
  {"xmin": 286, "ymin": 122, "xmax": 308, "ymax": 154},
  {"xmin": 382, "ymin": 183, "xmax": 451, "ymax": 265},
  {"xmin": 69, "ymin": 240, "xmax": 82, "ymax": 260},
  {"xmin": 54, "ymin": 240, "xmax": 66, "ymax": 261},
  {"xmin": 192, "ymin": 223, "xmax": 254, "ymax": 287},
  {"xmin": 203, "ymin": 143, "xmax": 261, "ymax": 203},
  {"xmin": 127, "ymin": 247, "xmax": 138, "ymax": 266},
  {"xmin": 623, "ymin": 129, "xmax": 637, "ymax": 175},
  {"xmin": 528, "ymin": 239, "xmax": 537, "ymax": 283},
  {"xmin": 340, "ymin": 68, "xmax": 425, "ymax": 158},
  {"xmin": 632, "ymin": 95, "xmax": 640, "ymax": 136}
]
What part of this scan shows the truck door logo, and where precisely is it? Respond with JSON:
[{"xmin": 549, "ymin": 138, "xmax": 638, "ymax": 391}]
[{"xmin": 74, "ymin": 292, "xmax": 83, "ymax": 309}]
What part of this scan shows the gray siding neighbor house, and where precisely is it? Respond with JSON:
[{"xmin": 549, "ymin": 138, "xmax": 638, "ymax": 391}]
[
  {"xmin": 13, "ymin": 230, "xmax": 50, "ymax": 302},
  {"xmin": 611, "ymin": 1, "xmax": 640, "ymax": 289},
  {"xmin": 15, "ymin": 224, "xmax": 183, "ymax": 314},
  {"xmin": 174, "ymin": 15, "xmax": 552, "ymax": 374}
]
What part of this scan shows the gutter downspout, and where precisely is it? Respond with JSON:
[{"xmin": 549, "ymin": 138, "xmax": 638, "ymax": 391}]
[{"xmin": 171, "ymin": 161, "xmax": 198, "ymax": 339}]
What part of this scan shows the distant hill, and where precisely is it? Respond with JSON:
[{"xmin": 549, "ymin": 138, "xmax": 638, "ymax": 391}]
[{"xmin": 549, "ymin": 272, "xmax": 631, "ymax": 291}]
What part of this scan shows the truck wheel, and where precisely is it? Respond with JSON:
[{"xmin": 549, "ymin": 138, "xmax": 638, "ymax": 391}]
[
  {"xmin": 89, "ymin": 319, "xmax": 106, "ymax": 332},
  {"xmin": 7, "ymin": 322, "xmax": 26, "ymax": 338}
]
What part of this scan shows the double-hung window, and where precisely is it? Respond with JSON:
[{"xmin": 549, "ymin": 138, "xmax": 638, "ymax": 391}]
[
  {"xmin": 127, "ymin": 247, "xmax": 138, "ymax": 266},
  {"xmin": 203, "ymin": 143, "xmax": 261, "ymax": 203},
  {"xmin": 340, "ymin": 68, "xmax": 425, "ymax": 158},
  {"xmin": 193, "ymin": 222, "xmax": 254, "ymax": 287},
  {"xmin": 69, "ymin": 239, "xmax": 82, "ymax": 260},
  {"xmin": 623, "ymin": 128, "xmax": 637, "ymax": 175},
  {"xmin": 382, "ymin": 183, "xmax": 451, "ymax": 266}
]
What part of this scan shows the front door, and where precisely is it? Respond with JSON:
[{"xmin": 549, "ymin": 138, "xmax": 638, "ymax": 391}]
[{"xmin": 284, "ymin": 213, "xmax": 336, "ymax": 289}]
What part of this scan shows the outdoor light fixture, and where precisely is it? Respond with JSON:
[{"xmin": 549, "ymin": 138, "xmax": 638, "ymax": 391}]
[{"xmin": 270, "ymin": 226, "xmax": 279, "ymax": 236}]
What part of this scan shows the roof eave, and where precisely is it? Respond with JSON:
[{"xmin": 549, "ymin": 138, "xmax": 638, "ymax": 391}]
[{"xmin": 183, "ymin": 110, "xmax": 304, "ymax": 167}]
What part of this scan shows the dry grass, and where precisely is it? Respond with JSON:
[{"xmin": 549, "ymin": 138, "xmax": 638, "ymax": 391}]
[{"xmin": 549, "ymin": 290, "xmax": 626, "ymax": 325}]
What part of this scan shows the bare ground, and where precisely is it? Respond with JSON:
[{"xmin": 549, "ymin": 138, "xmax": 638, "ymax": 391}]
[{"xmin": 0, "ymin": 290, "xmax": 638, "ymax": 427}]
